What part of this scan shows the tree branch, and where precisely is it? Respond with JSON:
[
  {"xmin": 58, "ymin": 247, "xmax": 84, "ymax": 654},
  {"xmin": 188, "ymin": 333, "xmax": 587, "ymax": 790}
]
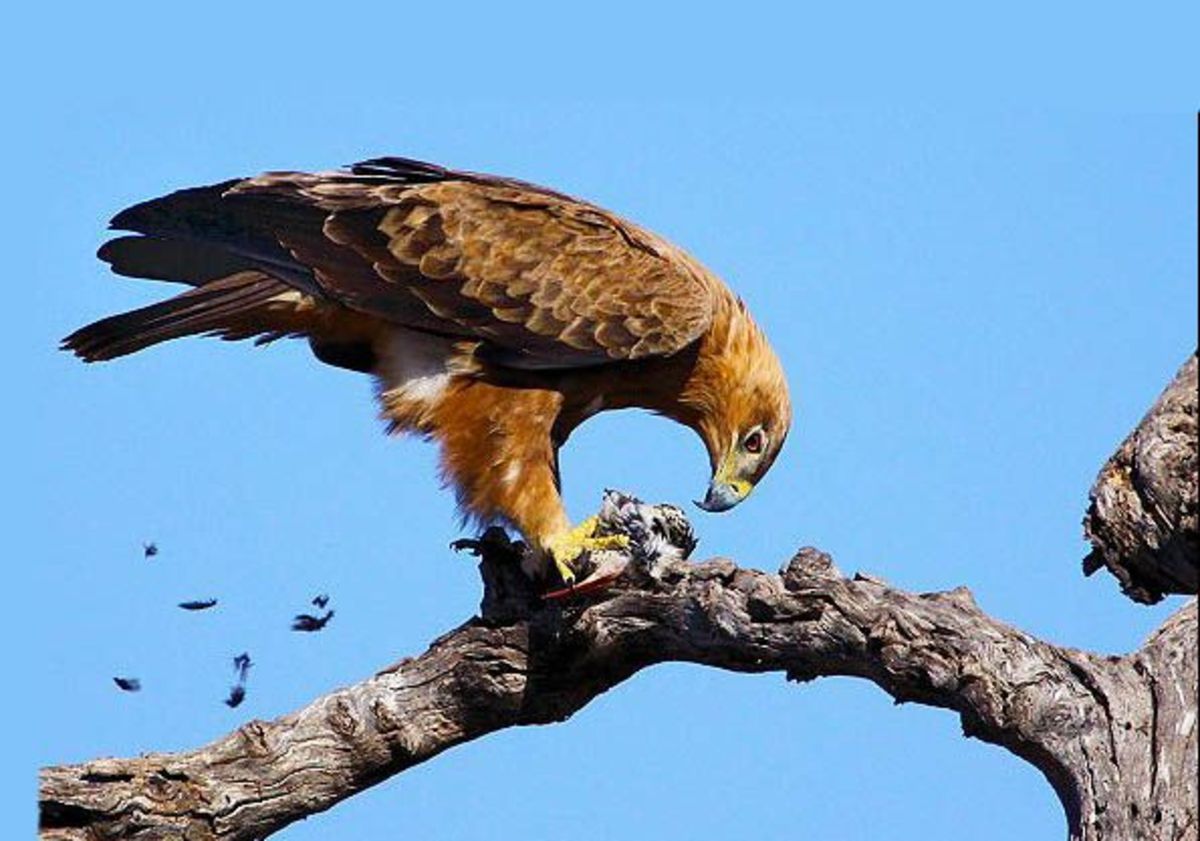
[
  {"xmin": 39, "ymin": 547, "xmax": 1197, "ymax": 841},
  {"xmin": 1084, "ymin": 353, "xmax": 1198, "ymax": 603},
  {"xmin": 40, "ymin": 355, "xmax": 1199, "ymax": 841}
]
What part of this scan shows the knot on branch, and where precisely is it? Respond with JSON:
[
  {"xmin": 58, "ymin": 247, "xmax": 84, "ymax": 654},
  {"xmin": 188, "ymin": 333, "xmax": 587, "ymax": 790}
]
[
  {"xmin": 928, "ymin": 585, "xmax": 979, "ymax": 611},
  {"xmin": 454, "ymin": 528, "xmax": 542, "ymax": 625},
  {"xmin": 1083, "ymin": 353, "xmax": 1198, "ymax": 603},
  {"xmin": 780, "ymin": 547, "xmax": 842, "ymax": 589}
]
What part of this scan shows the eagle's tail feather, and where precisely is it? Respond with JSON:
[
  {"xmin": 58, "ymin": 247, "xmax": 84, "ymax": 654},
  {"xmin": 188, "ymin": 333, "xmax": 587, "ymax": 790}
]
[{"xmin": 62, "ymin": 272, "xmax": 292, "ymax": 362}]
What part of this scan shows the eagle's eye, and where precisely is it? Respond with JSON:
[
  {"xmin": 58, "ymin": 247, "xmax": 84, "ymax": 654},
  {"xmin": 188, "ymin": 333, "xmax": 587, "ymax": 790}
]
[{"xmin": 743, "ymin": 429, "xmax": 765, "ymax": 455}]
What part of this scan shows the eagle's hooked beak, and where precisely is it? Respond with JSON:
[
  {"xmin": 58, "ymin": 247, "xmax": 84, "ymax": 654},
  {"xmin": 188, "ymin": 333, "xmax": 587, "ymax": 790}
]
[
  {"xmin": 695, "ymin": 433, "xmax": 759, "ymax": 512},
  {"xmin": 695, "ymin": 464, "xmax": 753, "ymax": 512}
]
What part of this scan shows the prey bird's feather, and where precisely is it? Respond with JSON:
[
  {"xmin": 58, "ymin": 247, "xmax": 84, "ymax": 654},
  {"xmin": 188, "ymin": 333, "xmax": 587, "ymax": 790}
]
[{"xmin": 177, "ymin": 599, "xmax": 218, "ymax": 611}]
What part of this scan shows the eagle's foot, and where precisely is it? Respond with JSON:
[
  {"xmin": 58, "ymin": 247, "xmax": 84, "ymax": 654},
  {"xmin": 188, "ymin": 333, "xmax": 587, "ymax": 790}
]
[{"xmin": 546, "ymin": 515, "xmax": 631, "ymax": 585}]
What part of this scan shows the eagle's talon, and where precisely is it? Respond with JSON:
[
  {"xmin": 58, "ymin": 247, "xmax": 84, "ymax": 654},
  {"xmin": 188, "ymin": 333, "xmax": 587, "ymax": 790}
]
[
  {"xmin": 587, "ymin": 533, "xmax": 631, "ymax": 552},
  {"xmin": 553, "ymin": 555, "xmax": 578, "ymax": 587},
  {"xmin": 545, "ymin": 515, "xmax": 632, "ymax": 585}
]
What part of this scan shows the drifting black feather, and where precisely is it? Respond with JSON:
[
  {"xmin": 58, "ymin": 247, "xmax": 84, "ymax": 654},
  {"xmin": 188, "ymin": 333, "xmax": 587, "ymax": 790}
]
[
  {"xmin": 292, "ymin": 609, "xmax": 334, "ymax": 632},
  {"xmin": 233, "ymin": 652, "xmax": 252, "ymax": 683}
]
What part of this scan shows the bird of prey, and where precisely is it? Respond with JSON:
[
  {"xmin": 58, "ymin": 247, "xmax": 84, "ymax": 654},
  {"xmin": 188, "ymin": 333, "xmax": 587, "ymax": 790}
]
[
  {"xmin": 112, "ymin": 677, "xmax": 141, "ymax": 692},
  {"xmin": 64, "ymin": 157, "xmax": 792, "ymax": 585},
  {"xmin": 142, "ymin": 542, "xmax": 158, "ymax": 559}
]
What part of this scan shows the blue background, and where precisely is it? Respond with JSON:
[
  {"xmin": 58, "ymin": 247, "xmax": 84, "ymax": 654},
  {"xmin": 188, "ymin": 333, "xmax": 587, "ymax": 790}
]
[{"xmin": 9, "ymin": 5, "xmax": 1197, "ymax": 839}]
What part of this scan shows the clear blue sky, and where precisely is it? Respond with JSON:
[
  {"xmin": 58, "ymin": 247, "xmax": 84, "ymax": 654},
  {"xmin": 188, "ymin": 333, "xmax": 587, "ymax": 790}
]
[{"xmin": 9, "ymin": 6, "xmax": 1198, "ymax": 839}]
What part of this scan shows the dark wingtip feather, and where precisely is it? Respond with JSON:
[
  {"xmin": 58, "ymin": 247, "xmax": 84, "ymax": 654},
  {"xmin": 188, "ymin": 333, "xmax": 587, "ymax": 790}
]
[
  {"xmin": 347, "ymin": 156, "xmax": 577, "ymax": 203},
  {"xmin": 346, "ymin": 156, "xmax": 450, "ymax": 183}
]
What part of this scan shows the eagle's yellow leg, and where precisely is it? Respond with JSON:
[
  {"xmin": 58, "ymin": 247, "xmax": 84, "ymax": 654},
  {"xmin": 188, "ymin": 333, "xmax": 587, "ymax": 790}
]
[
  {"xmin": 545, "ymin": 516, "xmax": 630, "ymax": 584},
  {"xmin": 424, "ymin": 381, "xmax": 633, "ymax": 585}
]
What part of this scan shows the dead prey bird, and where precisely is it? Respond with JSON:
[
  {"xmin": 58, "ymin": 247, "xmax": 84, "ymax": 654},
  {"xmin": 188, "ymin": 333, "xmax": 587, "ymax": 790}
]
[
  {"xmin": 312, "ymin": 593, "xmax": 330, "ymax": 609},
  {"xmin": 177, "ymin": 599, "xmax": 217, "ymax": 611},
  {"xmin": 113, "ymin": 677, "xmax": 141, "ymax": 692},
  {"xmin": 292, "ymin": 609, "xmax": 334, "ymax": 632},
  {"xmin": 541, "ymin": 490, "xmax": 699, "ymax": 599},
  {"xmin": 142, "ymin": 542, "xmax": 158, "ymax": 559}
]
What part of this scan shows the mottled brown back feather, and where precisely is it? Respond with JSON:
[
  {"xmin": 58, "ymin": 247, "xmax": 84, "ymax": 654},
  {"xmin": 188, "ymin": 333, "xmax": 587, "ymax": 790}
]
[
  {"xmin": 227, "ymin": 161, "xmax": 721, "ymax": 368},
  {"xmin": 70, "ymin": 155, "xmax": 726, "ymax": 374}
]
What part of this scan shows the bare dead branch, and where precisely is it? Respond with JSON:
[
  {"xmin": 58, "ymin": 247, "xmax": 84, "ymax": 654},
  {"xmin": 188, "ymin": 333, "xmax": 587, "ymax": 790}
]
[
  {"xmin": 39, "ymin": 354, "xmax": 1199, "ymax": 841},
  {"xmin": 38, "ymin": 548, "xmax": 1197, "ymax": 841},
  {"xmin": 1084, "ymin": 353, "xmax": 1198, "ymax": 603}
]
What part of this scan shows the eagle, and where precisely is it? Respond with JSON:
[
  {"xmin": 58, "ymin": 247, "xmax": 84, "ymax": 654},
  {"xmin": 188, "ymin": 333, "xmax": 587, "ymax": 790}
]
[{"xmin": 64, "ymin": 157, "xmax": 792, "ymax": 586}]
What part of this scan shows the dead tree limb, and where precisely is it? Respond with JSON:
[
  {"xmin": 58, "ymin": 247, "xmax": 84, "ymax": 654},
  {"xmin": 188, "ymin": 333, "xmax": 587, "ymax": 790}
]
[
  {"xmin": 1084, "ymin": 353, "xmax": 1198, "ymax": 603},
  {"xmin": 40, "ymin": 355, "xmax": 1199, "ymax": 841}
]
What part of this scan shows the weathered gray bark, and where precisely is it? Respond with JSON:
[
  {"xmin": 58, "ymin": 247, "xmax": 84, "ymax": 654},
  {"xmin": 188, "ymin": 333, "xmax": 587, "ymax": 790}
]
[
  {"xmin": 40, "ymin": 355, "xmax": 1199, "ymax": 841},
  {"xmin": 1084, "ymin": 353, "xmax": 1198, "ymax": 603}
]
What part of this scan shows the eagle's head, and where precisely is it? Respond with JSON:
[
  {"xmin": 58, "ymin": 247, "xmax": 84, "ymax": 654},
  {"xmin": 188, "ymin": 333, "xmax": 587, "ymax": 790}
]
[{"xmin": 681, "ymin": 299, "xmax": 792, "ymax": 513}]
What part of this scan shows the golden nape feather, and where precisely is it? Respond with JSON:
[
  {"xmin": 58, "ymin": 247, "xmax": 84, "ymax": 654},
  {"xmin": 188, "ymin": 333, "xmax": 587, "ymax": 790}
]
[{"xmin": 65, "ymin": 156, "xmax": 792, "ymax": 587}]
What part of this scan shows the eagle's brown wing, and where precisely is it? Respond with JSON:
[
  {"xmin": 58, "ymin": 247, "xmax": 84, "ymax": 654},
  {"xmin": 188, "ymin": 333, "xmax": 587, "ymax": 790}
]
[{"xmin": 66, "ymin": 157, "xmax": 718, "ymax": 371}]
